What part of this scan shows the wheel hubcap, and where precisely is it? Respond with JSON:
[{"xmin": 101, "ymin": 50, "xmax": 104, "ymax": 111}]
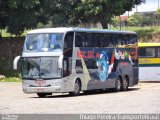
[
  {"xmin": 74, "ymin": 83, "xmax": 79, "ymax": 93},
  {"xmin": 123, "ymin": 79, "xmax": 128, "ymax": 89},
  {"xmin": 117, "ymin": 80, "xmax": 121, "ymax": 90}
]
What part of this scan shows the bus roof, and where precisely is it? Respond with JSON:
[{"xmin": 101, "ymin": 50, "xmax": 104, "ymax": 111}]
[
  {"xmin": 27, "ymin": 27, "xmax": 136, "ymax": 35},
  {"xmin": 138, "ymin": 43, "xmax": 160, "ymax": 47}
]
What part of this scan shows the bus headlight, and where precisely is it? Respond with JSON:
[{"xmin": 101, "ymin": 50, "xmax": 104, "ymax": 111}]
[{"xmin": 23, "ymin": 82, "xmax": 30, "ymax": 87}]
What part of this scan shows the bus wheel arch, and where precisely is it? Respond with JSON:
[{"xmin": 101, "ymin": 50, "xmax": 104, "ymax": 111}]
[
  {"xmin": 122, "ymin": 75, "xmax": 129, "ymax": 91},
  {"xmin": 69, "ymin": 78, "xmax": 81, "ymax": 96}
]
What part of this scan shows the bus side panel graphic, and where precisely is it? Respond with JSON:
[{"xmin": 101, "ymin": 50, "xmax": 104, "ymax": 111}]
[{"xmin": 76, "ymin": 48, "xmax": 137, "ymax": 82}]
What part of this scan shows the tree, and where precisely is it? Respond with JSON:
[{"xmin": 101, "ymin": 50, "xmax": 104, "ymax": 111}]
[
  {"xmin": 128, "ymin": 12, "xmax": 153, "ymax": 26},
  {"xmin": 0, "ymin": 0, "xmax": 46, "ymax": 35},
  {"xmin": 38, "ymin": 0, "xmax": 80, "ymax": 27},
  {"xmin": 156, "ymin": 8, "xmax": 160, "ymax": 25},
  {"xmin": 0, "ymin": 0, "xmax": 145, "ymax": 35},
  {"xmin": 110, "ymin": 17, "xmax": 119, "ymax": 28},
  {"xmin": 0, "ymin": 0, "xmax": 9, "ymax": 30},
  {"xmin": 74, "ymin": 0, "xmax": 144, "ymax": 29},
  {"xmin": 128, "ymin": 13, "xmax": 143, "ymax": 26}
]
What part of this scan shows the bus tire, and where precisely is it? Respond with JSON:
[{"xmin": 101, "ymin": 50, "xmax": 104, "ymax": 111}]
[
  {"xmin": 115, "ymin": 77, "xmax": 122, "ymax": 92},
  {"xmin": 37, "ymin": 93, "xmax": 47, "ymax": 98},
  {"xmin": 69, "ymin": 79, "xmax": 81, "ymax": 96},
  {"xmin": 122, "ymin": 76, "xmax": 129, "ymax": 91}
]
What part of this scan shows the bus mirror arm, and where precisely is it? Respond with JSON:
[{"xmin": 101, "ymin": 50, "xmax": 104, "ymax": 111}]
[
  {"xmin": 13, "ymin": 56, "xmax": 21, "ymax": 70},
  {"xmin": 58, "ymin": 55, "xmax": 63, "ymax": 69}
]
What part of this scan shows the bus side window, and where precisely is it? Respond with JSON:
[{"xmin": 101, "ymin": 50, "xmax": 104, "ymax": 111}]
[
  {"xmin": 139, "ymin": 48, "xmax": 146, "ymax": 57},
  {"xmin": 128, "ymin": 34, "xmax": 137, "ymax": 44},
  {"xmin": 85, "ymin": 59, "xmax": 97, "ymax": 69},
  {"xmin": 109, "ymin": 34, "xmax": 117, "ymax": 47},
  {"xmin": 75, "ymin": 60, "xmax": 83, "ymax": 73},
  {"xmin": 103, "ymin": 34, "xmax": 110, "ymax": 47},
  {"xmin": 92, "ymin": 34, "xmax": 98, "ymax": 47},
  {"xmin": 82, "ymin": 34, "xmax": 87, "ymax": 47},
  {"xmin": 146, "ymin": 48, "xmax": 155, "ymax": 57},
  {"xmin": 157, "ymin": 48, "xmax": 160, "ymax": 57},
  {"xmin": 64, "ymin": 32, "xmax": 74, "ymax": 57},
  {"xmin": 116, "ymin": 34, "xmax": 123, "ymax": 46},
  {"xmin": 121, "ymin": 35, "xmax": 128, "ymax": 45},
  {"xmin": 139, "ymin": 47, "xmax": 156, "ymax": 57},
  {"xmin": 75, "ymin": 35, "xmax": 81, "ymax": 47},
  {"xmin": 75, "ymin": 32, "xmax": 87, "ymax": 47},
  {"xmin": 97, "ymin": 34, "xmax": 103, "ymax": 47},
  {"xmin": 86, "ymin": 33, "xmax": 92, "ymax": 47}
]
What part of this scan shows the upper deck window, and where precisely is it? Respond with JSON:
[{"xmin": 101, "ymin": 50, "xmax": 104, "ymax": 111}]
[
  {"xmin": 24, "ymin": 33, "xmax": 63, "ymax": 52},
  {"xmin": 75, "ymin": 32, "xmax": 137, "ymax": 48},
  {"xmin": 139, "ymin": 47, "xmax": 156, "ymax": 57}
]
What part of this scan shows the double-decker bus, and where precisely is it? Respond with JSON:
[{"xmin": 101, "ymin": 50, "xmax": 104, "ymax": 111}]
[
  {"xmin": 13, "ymin": 28, "xmax": 138, "ymax": 97},
  {"xmin": 138, "ymin": 43, "xmax": 160, "ymax": 81}
]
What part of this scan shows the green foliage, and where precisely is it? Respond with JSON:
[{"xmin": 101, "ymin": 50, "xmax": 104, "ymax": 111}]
[
  {"xmin": 75, "ymin": 0, "xmax": 144, "ymax": 28},
  {"xmin": 128, "ymin": 13, "xmax": 143, "ymax": 26},
  {"xmin": 0, "ymin": 0, "xmax": 46, "ymax": 36},
  {"xmin": 156, "ymin": 8, "xmax": 160, "ymax": 19},
  {"xmin": 0, "ymin": 0, "xmax": 144, "ymax": 35},
  {"xmin": 110, "ymin": 17, "xmax": 120, "ymax": 28},
  {"xmin": 157, "ymin": 8, "xmax": 160, "ymax": 13},
  {"xmin": 38, "ymin": 0, "xmax": 79, "ymax": 27},
  {"xmin": 115, "ymin": 26, "xmax": 160, "ymax": 42},
  {"xmin": 0, "ymin": 77, "xmax": 21, "ymax": 82},
  {"xmin": 128, "ymin": 12, "xmax": 154, "ymax": 27}
]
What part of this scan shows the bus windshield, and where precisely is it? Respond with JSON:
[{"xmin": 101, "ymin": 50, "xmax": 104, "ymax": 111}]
[
  {"xmin": 21, "ymin": 57, "xmax": 61, "ymax": 79},
  {"xmin": 24, "ymin": 33, "xmax": 63, "ymax": 52}
]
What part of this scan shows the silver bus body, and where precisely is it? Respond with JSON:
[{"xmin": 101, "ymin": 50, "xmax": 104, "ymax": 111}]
[{"xmin": 13, "ymin": 27, "xmax": 138, "ymax": 97}]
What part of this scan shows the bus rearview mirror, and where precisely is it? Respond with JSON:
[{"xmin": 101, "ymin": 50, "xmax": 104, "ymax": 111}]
[{"xmin": 13, "ymin": 56, "xmax": 21, "ymax": 70}]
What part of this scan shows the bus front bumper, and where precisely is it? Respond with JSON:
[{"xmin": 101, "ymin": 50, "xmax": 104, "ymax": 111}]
[
  {"xmin": 23, "ymin": 86, "xmax": 64, "ymax": 93},
  {"xmin": 22, "ymin": 79, "xmax": 66, "ymax": 93}
]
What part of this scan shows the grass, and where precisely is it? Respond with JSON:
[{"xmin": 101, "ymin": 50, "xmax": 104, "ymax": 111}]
[
  {"xmin": 0, "ymin": 77, "xmax": 21, "ymax": 82},
  {"xmin": 111, "ymin": 26, "xmax": 160, "ymax": 34},
  {"xmin": 110, "ymin": 26, "xmax": 160, "ymax": 42}
]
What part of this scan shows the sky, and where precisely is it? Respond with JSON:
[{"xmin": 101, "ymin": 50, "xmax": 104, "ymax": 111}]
[{"xmin": 123, "ymin": 0, "xmax": 159, "ymax": 16}]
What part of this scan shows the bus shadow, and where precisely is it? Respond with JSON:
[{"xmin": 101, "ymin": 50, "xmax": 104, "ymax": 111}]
[
  {"xmin": 140, "ymin": 81, "xmax": 160, "ymax": 83},
  {"xmin": 30, "ymin": 88, "xmax": 140, "ymax": 99}
]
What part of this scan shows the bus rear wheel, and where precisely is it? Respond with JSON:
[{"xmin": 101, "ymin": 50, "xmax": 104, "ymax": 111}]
[
  {"xmin": 37, "ymin": 93, "xmax": 47, "ymax": 98},
  {"xmin": 122, "ymin": 77, "xmax": 129, "ymax": 91},
  {"xmin": 69, "ymin": 79, "xmax": 81, "ymax": 96},
  {"xmin": 115, "ymin": 77, "xmax": 122, "ymax": 92}
]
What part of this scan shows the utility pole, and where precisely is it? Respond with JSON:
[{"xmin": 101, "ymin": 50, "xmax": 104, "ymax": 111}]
[
  {"xmin": 158, "ymin": 0, "xmax": 160, "ymax": 8},
  {"xmin": 136, "ymin": 5, "xmax": 138, "ymax": 12}
]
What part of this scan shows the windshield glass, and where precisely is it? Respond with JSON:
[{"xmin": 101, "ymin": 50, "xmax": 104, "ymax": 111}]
[
  {"xmin": 24, "ymin": 33, "xmax": 63, "ymax": 52},
  {"xmin": 22, "ymin": 57, "xmax": 61, "ymax": 79}
]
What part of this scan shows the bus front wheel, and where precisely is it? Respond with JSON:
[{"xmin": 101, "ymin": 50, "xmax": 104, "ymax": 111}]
[{"xmin": 69, "ymin": 79, "xmax": 81, "ymax": 96}]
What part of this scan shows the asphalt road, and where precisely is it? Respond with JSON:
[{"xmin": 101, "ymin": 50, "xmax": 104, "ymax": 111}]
[{"xmin": 0, "ymin": 82, "xmax": 160, "ymax": 114}]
